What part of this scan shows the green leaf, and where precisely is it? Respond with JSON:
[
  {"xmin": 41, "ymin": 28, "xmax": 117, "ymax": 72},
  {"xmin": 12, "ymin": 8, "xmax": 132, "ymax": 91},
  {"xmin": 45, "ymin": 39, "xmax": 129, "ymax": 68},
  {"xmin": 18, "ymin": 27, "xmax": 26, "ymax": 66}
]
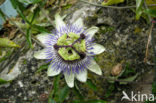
[
  {"xmin": 73, "ymin": 82, "xmax": 84, "ymax": 101},
  {"xmin": 0, "ymin": 9, "xmax": 6, "ymax": 21},
  {"xmin": 35, "ymin": 64, "xmax": 48, "ymax": 73},
  {"xmin": 71, "ymin": 100, "xmax": 83, "ymax": 103},
  {"xmin": 10, "ymin": 0, "xmax": 26, "ymax": 12},
  {"xmin": 19, "ymin": 0, "xmax": 42, "ymax": 4},
  {"xmin": 0, "ymin": 38, "xmax": 20, "ymax": 48},
  {"xmin": 104, "ymin": 83, "xmax": 115, "ymax": 98},
  {"xmin": 10, "ymin": 0, "xmax": 17, "ymax": 9},
  {"xmin": 26, "ymin": 28, "xmax": 32, "ymax": 48},
  {"xmin": 58, "ymin": 85, "xmax": 70, "ymax": 103},
  {"xmin": 86, "ymin": 79, "xmax": 97, "ymax": 91},
  {"xmin": 121, "ymin": 63, "xmax": 135, "ymax": 77},
  {"xmin": 86, "ymin": 100, "xmax": 107, "ymax": 103},
  {"xmin": 152, "ymin": 82, "xmax": 156, "ymax": 94},
  {"xmin": 48, "ymin": 98, "xmax": 56, "ymax": 103},
  {"xmin": 31, "ymin": 24, "xmax": 50, "ymax": 33},
  {"xmin": 0, "ymin": 78, "xmax": 9, "ymax": 85},
  {"xmin": 0, "ymin": 48, "xmax": 2, "ymax": 56},
  {"xmin": 144, "ymin": 9, "xmax": 156, "ymax": 18},
  {"xmin": 48, "ymin": 75, "xmax": 61, "ymax": 103},
  {"xmin": 53, "ymin": 75, "xmax": 61, "ymax": 102},
  {"xmin": 102, "ymin": 0, "xmax": 124, "ymax": 6},
  {"xmin": 11, "ymin": 0, "xmax": 30, "ymax": 24},
  {"xmin": 136, "ymin": 0, "xmax": 143, "ymax": 9},
  {"xmin": 53, "ymin": 75, "xmax": 61, "ymax": 95},
  {"xmin": 30, "ymin": 7, "xmax": 40, "ymax": 24},
  {"xmin": 119, "ymin": 73, "xmax": 138, "ymax": 85},
  {"xmin": 17, "ymin": 7, "xmax": 30, "ymax": 24},
  {"xmin": 11, "ymin": 0, "xmax": 49, "ymax": 33},
  {"xmin": 136, "ymin": 0, "xmax": 144, "ymax": 20},
  {"xmin": 71, "ymin": 100, "xmax": 107, "ymax": 103},
  {"xmin": 30, "ymin": 0, "xmax": 42, "ymax": 3}
]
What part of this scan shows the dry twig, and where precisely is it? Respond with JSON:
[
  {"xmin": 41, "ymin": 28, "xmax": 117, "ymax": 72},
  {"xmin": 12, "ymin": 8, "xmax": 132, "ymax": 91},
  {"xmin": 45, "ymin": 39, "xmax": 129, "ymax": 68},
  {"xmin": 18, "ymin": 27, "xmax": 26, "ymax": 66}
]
[{"xmin": 144, "ymin": 23, "xmax": 153, "ymax": 63}]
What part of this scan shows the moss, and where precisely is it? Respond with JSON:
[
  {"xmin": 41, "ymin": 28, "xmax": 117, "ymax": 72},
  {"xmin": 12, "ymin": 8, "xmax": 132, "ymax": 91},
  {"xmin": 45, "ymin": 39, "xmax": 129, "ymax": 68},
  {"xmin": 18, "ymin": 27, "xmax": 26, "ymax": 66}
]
[
  {"xmin": 97, "ymin": 9, "xmax": 103, "ymax": 15},
  {"xmin": 85, "ymin": 15, "xmax": 98, "ymax": 25},
  {"xmin": 23, "ymin": 59, "xmax": 27, "ymax": 65},
  {"xmin": 28, "ymin": 97, "xmax": 33, "ymax": 101},
  {"xmin": 94, "ymin": 52, "xmax": 115, "ymax": 76},
  {"xmin": 99, "ymin": 26, "xmax": 115, "ymax": 34}
]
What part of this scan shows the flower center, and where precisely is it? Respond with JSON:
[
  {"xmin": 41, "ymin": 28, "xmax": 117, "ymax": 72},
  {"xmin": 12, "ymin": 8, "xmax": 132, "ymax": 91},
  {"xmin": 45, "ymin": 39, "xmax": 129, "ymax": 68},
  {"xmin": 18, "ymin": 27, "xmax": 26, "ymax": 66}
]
[{"xmin": 54, "ymin": 33, "xmax": 86, "ymax": 61}]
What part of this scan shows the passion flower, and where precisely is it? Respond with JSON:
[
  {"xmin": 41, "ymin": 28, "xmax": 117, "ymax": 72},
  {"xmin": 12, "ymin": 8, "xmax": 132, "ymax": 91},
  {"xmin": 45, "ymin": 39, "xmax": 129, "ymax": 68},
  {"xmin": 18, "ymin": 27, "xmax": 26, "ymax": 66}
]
[{"xmin": 34, "ymin": 13, "xmax": 105, "ymax": 88}]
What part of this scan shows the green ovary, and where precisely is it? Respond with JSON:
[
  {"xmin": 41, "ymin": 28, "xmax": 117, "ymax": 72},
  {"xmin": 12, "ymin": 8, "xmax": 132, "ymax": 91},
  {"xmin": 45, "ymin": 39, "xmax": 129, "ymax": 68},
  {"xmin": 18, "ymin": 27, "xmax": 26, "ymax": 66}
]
[{"xmin": 57, "ymin": 32, "xmax": 86, "ymax": 61}]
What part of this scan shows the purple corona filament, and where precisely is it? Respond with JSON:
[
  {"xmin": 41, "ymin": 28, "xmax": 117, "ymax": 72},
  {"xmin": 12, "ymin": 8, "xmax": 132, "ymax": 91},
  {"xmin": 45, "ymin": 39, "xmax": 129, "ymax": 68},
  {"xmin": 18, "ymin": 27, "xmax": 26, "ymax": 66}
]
[{"xmin": 42, "ymin": 24, "xmax": 95, "ymax": 74}]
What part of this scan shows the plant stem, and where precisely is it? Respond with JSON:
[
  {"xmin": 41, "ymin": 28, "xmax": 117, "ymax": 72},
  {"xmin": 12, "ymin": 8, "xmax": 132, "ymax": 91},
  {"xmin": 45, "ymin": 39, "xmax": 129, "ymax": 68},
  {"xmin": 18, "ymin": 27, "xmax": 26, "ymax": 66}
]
[{"xmin": 80, "ymin": 0, "xmax": 156, "ymax": 9}]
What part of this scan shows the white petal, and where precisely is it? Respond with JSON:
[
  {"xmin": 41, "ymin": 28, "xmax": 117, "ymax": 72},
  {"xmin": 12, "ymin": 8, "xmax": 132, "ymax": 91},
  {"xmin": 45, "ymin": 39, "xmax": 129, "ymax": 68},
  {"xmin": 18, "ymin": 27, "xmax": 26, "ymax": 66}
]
[
  {"xmin": 73, "ymin": 18, "xmax": 83, "ymax": 27},
  {"xmin": 55, "ymin": 13, "xmax": 66, "ymax": 31},
  {"xmin": 88, "ymin": 59, "xmax": 102, "ymax": 75},
  {"xmin": 85, "ymin": 26, "xmax": 99, "ymax": 40},
  {"xmin": 64, "ymin": 72, "xmax": 74, "ymax": 88},
  {"xmin": 36, "ymin": 33, "xmax": 50, "ymax": 46},
  {"xmin": 34, "ymin": 49, "xmax": 49, "ymax": 59},
  {"xmin": 76, "ymin": 69, "xmax": 87, "ymax": 82},
  {"xmin": 47, "ymin": 64, "xmax": 61, "ymax": 76},
  {"xmin": 87, "ymin": 43, "xmax": 105, "ymax": 56}
]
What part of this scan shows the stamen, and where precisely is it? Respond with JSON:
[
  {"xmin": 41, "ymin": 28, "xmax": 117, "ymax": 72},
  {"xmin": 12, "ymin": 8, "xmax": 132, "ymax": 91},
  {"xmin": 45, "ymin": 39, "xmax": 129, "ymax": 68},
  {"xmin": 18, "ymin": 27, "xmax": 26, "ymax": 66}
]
[
  {"xmin": 54, "ymin": 44, "xmax": 59, "ymax": 50},
  {"xmin": 80, "ymin": 33, "xmax": 85, "ymax": 39},
  {"xmin": 79, "ymin": 53, "xmax": 86, "ymax": 59}
]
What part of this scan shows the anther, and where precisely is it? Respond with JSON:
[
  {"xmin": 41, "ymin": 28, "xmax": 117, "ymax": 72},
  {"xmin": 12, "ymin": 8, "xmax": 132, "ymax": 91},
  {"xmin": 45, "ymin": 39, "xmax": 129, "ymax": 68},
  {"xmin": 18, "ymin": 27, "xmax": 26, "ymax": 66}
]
[
  {"xmin": 53, "ymin": 44, "xmax": 59, "ymax": 50},
  {"xmin": 79, "ymin": 52, "xmax": 86, "ymax": 59},
  {"xmin": 80, "ymin": 33, "xmax": 85, "ymax": 39}
]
